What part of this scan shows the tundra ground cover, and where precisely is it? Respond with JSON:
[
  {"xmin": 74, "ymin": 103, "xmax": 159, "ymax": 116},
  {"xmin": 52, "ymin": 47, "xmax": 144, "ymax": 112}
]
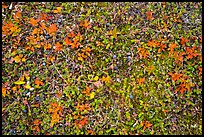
[{"xmin": 2, "ymin": 2, "xmax": 202, "ymax": 135}]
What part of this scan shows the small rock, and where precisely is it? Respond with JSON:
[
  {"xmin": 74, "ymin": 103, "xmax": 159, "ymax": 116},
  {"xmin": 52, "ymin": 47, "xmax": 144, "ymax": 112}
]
[
  {"xmin": 43, "ymin": 62, "xmax": 46, "ymax": 66},
  {"xmin": 127, "ymin": 56, "xmax": 131, "ymax": 60},
  {"xmin": 36, "ymin": 96, "xmax": 40, "ymax": 101},
  {"xmin": 23, "ymin": 109, "xmax": 27, "ymax": 113},
  {"xmin": 130, "ymin": 93, "xmax": 133, "ymax": 99},
  {"xmin": 26, "ymin": 92, "xmax": 30, "ymax": 96},
  {"xmin": 114, "ymin": 66, "xmax": 118, "ymax": 70},
  {"xmin": 113, "ymin": 55, "xmax": 117, "ymax": 59},
  {"xmin": 116, "ymin": 78, "xmax": 121, "ymax": 82},
  {"xmin": 58, "ymin": 19, "xmax": 61, "ymax": 23},
  {"xmin": 45, "ymin": 35, "xmax": 49, "ymax": 40},
  {"xmin": 10, "ymin": 129, "xmax": 16, "ymax": 135}
]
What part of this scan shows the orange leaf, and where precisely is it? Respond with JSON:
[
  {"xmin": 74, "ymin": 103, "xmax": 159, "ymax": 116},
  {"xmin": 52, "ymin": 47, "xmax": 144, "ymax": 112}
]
[
  {"xmin": 32, "ymin": 28, "xmax": 39, "ymax": 35},
  {"xmin": 56, "ymin": 91, "xmax": 62, "ymax": 98},
  {"xmin": 147, "ymin": 40, "xmax": 159, "ymax": 48},
  {"xmin": 78, "ymin": 116, "xmax": 88, "ymax": 128},
  {"xmin": 80, "ymin": 20, "xmax": 91, "ymax": 30},
  {"xmin": 2, "ymin": 87, "xmax": 7, "ymax": 97},
  {"xmin": 33, "ymin": 119, "xmax": 42, "ymax": 126},
  {"xmin": 64, "ymin": 37, "xmax": 71, "ymax": 45},
  {"xmin": 82, "ymin": 86, "xmax": 91, "ymax": 96},
  {"xmin": 158, "ymin": 43, "xmax": 166, "ymax": 53},
  {"xmin": 12, "ymin": 86, "xmax": 17, "ymax": 91},
  {"xmin": 145, "ymin": 121, "xmax": 152, "ymax": 129},
  {"xmin": 168, "ymin": 72, "xmax": 183, "ymax": 82},
  {"xmin": 180, "ymin": 37, "xmax": 188, "ymax": 47},
  {"xmin": 50, "ymin": 112, "xmax": 60, "ymax": 127},
  {"xmin": 74, "ymin": 32, "xmax": 83, "ymax": 41},
  {"xmin": 146, "ymin": 11, "xmax": 154, "ymax": 20},
  {"xmin": 68, "ymin": 31, "xmax": 75, "ymax": 38},
  {"xmin": 40, "ymin": 22, "xmax": 47, "ymax": 31},
  {"xmin": 2, "ymin": 4, "xmax": 8, "ymax": 9},
  {"xmin": 13, "ymin": 11, "xmax": 22, "ymax": 21},
  {"xmin": 199, "ymin": 67, "xmax": 202, "ymax": 75},
  {"xmin": 54, "ymin": 42, "xmax": 63, "ymax": 52},
  {"xmin": 70, "ymin": 41, "xmax": 80, "ymax": 49},
  {"xmin": 168, "ymin": 43, "xmax": 178, "ymax": 55},
  {"xmin": 163, "ymin": 109, "xmax": 168, "ymax": 114},
  {"xmin": 32, "ymin": 125, "xmax": 40, "ymax": 132},
  {"xmin": 39, "ymin": 12, "xmax": 47, "ymax": 22},
  {"xmin": 199, "ymin": 36, "xmax": 202, "ymax": 43},
  {"xmin": 168, "ymin": 43, "xmax": 178, "ymax": 52},
  {"xmin": 138, "ymin": 77, "xmax": 145, "ymax": 85},
  {"xmin": 44, "ymin": 43, "xmax": 51, "ymax": 50},
  {"xmin": 48, "ymin": 24, "xmax": 57, "ymax": 34},
  {"xmin": 138, "ymin": 47, "xmax": 149, "ymax": 59},
  {"xmin": 28, "ymin": 18, "xmax": 39, "ymax": 26},
  {"xmin": 96, "ymin": 41, "xmax": 104, "ymax": 47},
  {"xmin": 35, "ymin": 78, "xmax": 44, "ymax": 87}
]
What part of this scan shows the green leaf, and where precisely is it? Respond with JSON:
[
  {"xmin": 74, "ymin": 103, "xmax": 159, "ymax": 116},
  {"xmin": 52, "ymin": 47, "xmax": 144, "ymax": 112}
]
[
  {"xmin": 86, "ymin": 9, "xmax": 91, "ymax": 16},
  {"xmin": 138, "ymin": 112, "xmax": 144, "ymax": 121},
  {"xmin": 126, "ymin": 112, "xmax": 130, "ymax": 119},
  {"xmin": 106, "ymin": 44, "xmax": 110, "ymax": 49}
]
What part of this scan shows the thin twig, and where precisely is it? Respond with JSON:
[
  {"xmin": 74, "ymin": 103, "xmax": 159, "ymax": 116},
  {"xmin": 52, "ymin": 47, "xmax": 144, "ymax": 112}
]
[{"xmin": 52, "ymin": 61, "xmax": 69, "ymax": 85}]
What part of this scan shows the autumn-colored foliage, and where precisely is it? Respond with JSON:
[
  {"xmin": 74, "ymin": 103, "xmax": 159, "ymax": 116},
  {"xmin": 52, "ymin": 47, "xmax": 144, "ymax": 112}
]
[
  {"xmin": 146, "ymin": 11, "xmax": 154, "ymax": 20},
  {"xmin": 2, "ymin": 2, "xmax": 202, "ymax": 135}
]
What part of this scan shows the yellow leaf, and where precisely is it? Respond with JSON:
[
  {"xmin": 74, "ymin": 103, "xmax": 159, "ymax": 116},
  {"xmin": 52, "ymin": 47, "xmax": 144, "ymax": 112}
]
[
  {"xmin": 14, "ymin": 81, "xmax": 25, "ymax": 85},
  {"xmin": 10, "ymin": 26, "xmax": 18, "ymax": 33},
  {"xmin": 22, "ymin": 58, "xmax": 26, "ymax": 62},
  {"xmin": 112, "ymin": 26, "xmax": 117, "ymax": 38},
  {"xmin": 12, "ymin": 86, "xmax": 17, "ymax": 91},
  {"xmin": 25, "ymin": 75, "xmax": 30, "ymax": 81},
  {"xmin": 93, "ymin": 76, "xmax": 99, "ymax": 81},
  {"xmin": 57, "ymin": 7, "xmax": 62, "ymax": 12},
  {"xmin": 35, "ymin": 44, "xmax": 41, "ymax": 48},
  {"xmin": 13, "ymin": 55, "xmax": 21, "ymax": 63},
  {"xmin": 54, "ymin": 7, "xmax": 62, "ymax": 13},
  {"xmin": 16, "ymin": 28, "xmax": 21, "ymax": 33},
  {"xmin": 53, "ymin": 10, "xmax": 58, "ymax": 13},
  {"xmin": 50, "ymin": 56, "xmax": 55, "ymax": 62},
  {"xmin": 25, "ymin": 84, "xmax": 31, "ymax": 89},
  {"xmin": 90, "ymin": 92, "xmax": 95, "ymax": 99},
  {"xmin": 11, "ymin": 50, "xmax": 17, "ymax": 56},
  {"xmin": 106, "ymin": 75, "xmax": 111, "ymax": 83},
  {"xmin": 101, "ymin": 76, "xmax": 106, "ymax": 82},
  {"xmin": 20, "ymin": 76, "xmax": 25, "ymax": 81},
  {"xmin": 78, "ymin": 56, "xmax": 83, "ymax": 61},
  {"xmin": 102, "ymin": 75, "xmax": 111, "ymax": 83},
  {"xmin": 2, "ymin": 87, "xmax": 6, "ymax": 97}
]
